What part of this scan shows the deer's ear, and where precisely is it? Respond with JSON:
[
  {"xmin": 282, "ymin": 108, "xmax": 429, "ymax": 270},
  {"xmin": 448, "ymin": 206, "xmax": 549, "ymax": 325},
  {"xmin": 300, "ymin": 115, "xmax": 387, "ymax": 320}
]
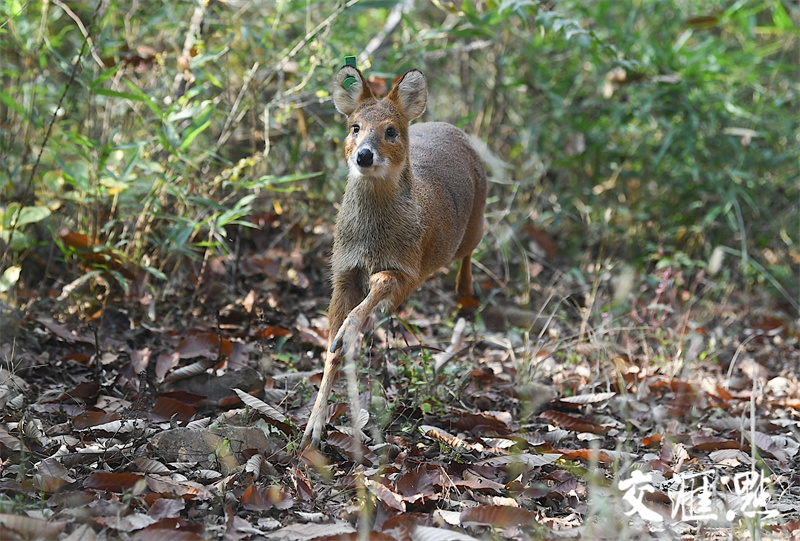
[
  {"xmin": 387, "ymin": 69, "xmax": 427, "ymax": 120},
  {"xmin": 333, "ymin": 66, "xmax": 374, "ymax": 116}
]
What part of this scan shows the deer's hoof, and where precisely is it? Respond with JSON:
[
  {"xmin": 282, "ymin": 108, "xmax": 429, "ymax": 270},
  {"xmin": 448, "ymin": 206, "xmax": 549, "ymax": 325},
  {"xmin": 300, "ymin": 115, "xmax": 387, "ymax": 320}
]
[{"xmin": 331, "ymin": 316, "xmax": 359, "ymax": 357}]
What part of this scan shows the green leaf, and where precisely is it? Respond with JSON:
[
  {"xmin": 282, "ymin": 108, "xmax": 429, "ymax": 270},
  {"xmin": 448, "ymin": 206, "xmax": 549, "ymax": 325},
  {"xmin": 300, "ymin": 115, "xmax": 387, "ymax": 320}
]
[
  {"xmin": 99, "ymin": 176, "xmax": 129, "ymax": 191},
  {"xmin": 771, "ymin": 0, "xmax": 794, "ymax": 31},
  {"xmin": 222, "ymin": 219, "xmax": 258, "ymax": 229},
  {"xmin": 141, "ymin": 265, "xmax": 167, "ymax": 281},
  {"xmin": 0, "ymin": 266, "xmax": 21, "ymax": 293},
  {"xmin": 234, "ymin": 193, "xmax": 257, "ymax": 208},
  {"xmin": 188, "ymin": 196, "xmax": 228, "ymax": 211},
  {"xmin": 5, "ymin": 0, "xmax": 24, "ymax": 17},
  {"xmin": 244, "ymin": 171, "xmax": 323, "ymax": 189},
  {"xmin": 200, "ymin": 68, "xmax": 222, "ymax": 87},
  {"xmin": 180, "ymin": 105, "xmax": 214, "ymax": 152},
  {"xmin": 168, "ymin": 103, "xmax": 210, "ymax": 123},
  {"xmin": 16, "ymin": 205, "xmax": 51, "ymax": 227},
  {"xmin": 90, "ymin": 65, "xmax": 122, "ymax": 89},
  {"xmin": 162, "ymin": 120, "xmax": 181, "ymax": 150},
  {"xmin": 1, "ymin": 204, "xmax": 51, "ymax": 228},
  {"xmin": 0, "ymin": 88, "xmax": 26, "ymax": 117},
  {"xmin": 498, "ymin": 0, "xmax": 535, "ymax": 15},
  {"xmin": 107, "ymin": 269, "xmax": 130, "ymax": 293},
  {"xmin": 0, "ymin": 229, "xmax": 30, "ymax": 251},
  {"xmin": 94, "ymin": 88, "xmax": 144, "ymax": 102},
  {"xmin": 180, "ymin": 119, "xmax": 211, "ymax": 152},
  {"xmin": 123, "ymin": 79, "xmax": 164, "ymax": 118},
  {"xmin": 348, "ymin": 0, "xmax": 400, "ymax": 10},
  {"xmin": 462, "ymin": 0, "xmax": 478, "ymax": 18},
  {"xmin": 112, "ymin": 139, "xmax": 152, "ymax": 151}
]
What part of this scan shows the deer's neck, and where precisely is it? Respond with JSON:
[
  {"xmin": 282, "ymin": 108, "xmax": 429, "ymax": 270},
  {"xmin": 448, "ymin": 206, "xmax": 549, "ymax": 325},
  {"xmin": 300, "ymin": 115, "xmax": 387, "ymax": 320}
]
[{"xmin": 334, "ymin": 161, "xmax": 423, "ymax": 275}]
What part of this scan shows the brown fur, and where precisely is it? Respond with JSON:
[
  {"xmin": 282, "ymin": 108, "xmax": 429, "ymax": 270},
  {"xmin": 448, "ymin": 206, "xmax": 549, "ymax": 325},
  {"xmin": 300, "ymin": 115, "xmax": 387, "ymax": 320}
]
[{"xmin": 301, "ymin": 66, "xmax": 487, "ymax": 448}]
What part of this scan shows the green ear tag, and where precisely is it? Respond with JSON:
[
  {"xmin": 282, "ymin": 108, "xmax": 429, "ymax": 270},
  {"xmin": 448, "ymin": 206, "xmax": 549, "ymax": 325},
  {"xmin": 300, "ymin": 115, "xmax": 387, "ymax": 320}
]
[{"xmin": 343, "ymin": 55, "xmax": 357, "ymax": 90}]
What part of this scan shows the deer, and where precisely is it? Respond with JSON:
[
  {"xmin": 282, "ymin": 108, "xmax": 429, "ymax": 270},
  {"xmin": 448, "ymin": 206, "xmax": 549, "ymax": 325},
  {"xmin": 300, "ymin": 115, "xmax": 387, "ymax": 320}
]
[{"xmin": 301, "ymin": 63, "xmax": 487, "ymax": 449}]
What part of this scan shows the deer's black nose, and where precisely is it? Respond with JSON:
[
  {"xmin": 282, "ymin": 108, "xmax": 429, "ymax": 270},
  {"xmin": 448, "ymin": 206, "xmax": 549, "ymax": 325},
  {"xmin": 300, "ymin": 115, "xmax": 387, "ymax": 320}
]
[{"xmin": 356, "ymin": 148, "xmax": 373, "ymax": 167}]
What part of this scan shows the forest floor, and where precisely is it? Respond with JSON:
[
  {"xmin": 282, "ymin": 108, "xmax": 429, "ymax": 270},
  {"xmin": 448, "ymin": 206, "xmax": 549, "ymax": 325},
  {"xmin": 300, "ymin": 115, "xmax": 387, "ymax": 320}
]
[{"xmin": 1, "ymin": 222, "xmax": 799, "ymax": 541}]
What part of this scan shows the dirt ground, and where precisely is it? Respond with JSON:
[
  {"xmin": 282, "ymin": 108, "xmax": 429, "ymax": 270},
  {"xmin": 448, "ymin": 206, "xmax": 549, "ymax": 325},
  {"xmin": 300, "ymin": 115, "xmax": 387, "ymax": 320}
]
[{"xmin": 1, "ymin": 228, "xmax": 799, "ymax": 540}]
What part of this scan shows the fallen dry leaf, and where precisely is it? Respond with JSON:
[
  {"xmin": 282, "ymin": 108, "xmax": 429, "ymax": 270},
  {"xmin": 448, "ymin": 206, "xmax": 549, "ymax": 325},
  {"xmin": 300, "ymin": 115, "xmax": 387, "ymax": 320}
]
[
  {"xmin": 175, "ymin": 329, "xmax": 233, "ymax": 360},
  {"xmin": 240, "ymin": 484, "xmax": 294, "ymax": 511},
  {"xmin": 326, "ymin": 431, "xmax": 378, "ymax": 465},
  {"xmin": 83, "ymin": 472, "xmax": 147, "ymax": 493},
  {"xmin": 460, "ymin": 505, "xmax": 536, "ymax": 527},
  {"xmin": 0, "ymin": 514, "xmax": 66, "ymax": 540},
  {"xmin": 539, "ymin": 410, "xmax": 611, "ymax": 434}
]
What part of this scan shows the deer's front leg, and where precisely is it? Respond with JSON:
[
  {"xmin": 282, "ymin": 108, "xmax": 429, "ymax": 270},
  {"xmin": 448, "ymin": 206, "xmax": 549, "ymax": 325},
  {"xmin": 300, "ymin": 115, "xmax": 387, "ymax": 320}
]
[
  {"xmin": 301, "ymin": 269, "xmax": 364, "ymax": 449},
  {"xmin": 302, "ymin": 270, "xmax": 417, "ymax": 449},
  {"xmin": 302, "ymin": 348, "xmax": 344, "ymax": 449},
  {"xmin": 330, "ymin": 270, "xmax": 418, "ymax": 356}
]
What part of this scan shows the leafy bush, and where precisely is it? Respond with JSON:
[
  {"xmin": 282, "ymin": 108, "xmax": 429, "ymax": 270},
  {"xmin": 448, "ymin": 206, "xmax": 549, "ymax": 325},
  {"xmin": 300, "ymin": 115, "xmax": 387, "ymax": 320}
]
[{"xmin": 1, "ymin": 0, "xmax": 797, "ymax": 308}]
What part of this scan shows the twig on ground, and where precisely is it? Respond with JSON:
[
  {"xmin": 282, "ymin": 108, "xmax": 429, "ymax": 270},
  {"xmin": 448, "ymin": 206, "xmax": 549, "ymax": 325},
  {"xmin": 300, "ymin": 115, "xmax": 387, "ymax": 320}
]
[{"xmin": 434, "ymin": 317, "xmax": 468, "ymax": 372}]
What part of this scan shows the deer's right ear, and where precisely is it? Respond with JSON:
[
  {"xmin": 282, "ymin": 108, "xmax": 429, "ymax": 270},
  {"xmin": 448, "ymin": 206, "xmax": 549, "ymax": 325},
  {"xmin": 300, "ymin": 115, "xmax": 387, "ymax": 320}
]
[{"xmin": 333, "ymin": 66, "xmax": 374, "ymax": 116}]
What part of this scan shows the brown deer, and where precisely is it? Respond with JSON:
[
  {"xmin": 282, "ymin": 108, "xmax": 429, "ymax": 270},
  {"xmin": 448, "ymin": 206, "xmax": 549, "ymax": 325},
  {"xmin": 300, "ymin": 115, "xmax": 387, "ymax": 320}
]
[{"xmin": 301, "ymin": 64, "xmax": 487, "ymax": 448}]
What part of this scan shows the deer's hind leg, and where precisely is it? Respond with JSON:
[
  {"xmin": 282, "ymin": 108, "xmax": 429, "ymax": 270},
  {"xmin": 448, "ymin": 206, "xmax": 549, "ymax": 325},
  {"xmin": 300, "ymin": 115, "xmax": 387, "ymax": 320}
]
[{"xmin": 456, "ymin": 254, "xmax": 475, "ymax": 298}]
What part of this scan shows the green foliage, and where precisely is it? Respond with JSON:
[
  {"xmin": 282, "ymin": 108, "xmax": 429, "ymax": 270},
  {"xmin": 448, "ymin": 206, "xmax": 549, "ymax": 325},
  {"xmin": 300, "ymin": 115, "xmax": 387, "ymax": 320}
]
[
  {"xmin": 0, "ymin": 205, "xmax": 51, "ymax": 250},
  {"xmin": 0, "ymin": 0, "xmax": 797, "ymax": 306}
]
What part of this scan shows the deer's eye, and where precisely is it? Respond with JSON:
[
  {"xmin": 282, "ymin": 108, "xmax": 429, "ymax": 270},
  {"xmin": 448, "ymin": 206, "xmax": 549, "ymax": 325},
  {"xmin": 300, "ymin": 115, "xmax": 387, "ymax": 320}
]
[
  {"xmin": 385, "ymin": 126, "xmax": 398, "ymax": 139},
  {"xmin": 351, "ymin": 124, "xmax": 360, "ymax": 135}
]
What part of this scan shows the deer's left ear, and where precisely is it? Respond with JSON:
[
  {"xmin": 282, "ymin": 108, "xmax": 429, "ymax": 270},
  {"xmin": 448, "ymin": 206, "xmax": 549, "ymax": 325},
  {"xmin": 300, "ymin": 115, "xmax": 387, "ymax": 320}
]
[{"xmin": 387, "ymin": 69, "xmax": 427, "ymax": 120}]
